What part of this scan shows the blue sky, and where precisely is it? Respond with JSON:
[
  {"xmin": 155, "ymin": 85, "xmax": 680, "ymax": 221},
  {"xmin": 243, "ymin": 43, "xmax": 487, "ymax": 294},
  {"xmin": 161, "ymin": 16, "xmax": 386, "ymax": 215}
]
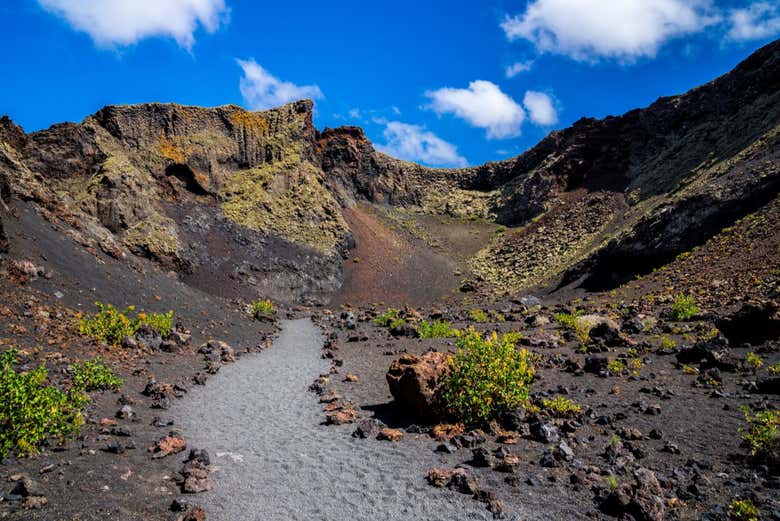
[{"xmin": 1, "ymin": 1, "xmax": 779, "ymax": 167}]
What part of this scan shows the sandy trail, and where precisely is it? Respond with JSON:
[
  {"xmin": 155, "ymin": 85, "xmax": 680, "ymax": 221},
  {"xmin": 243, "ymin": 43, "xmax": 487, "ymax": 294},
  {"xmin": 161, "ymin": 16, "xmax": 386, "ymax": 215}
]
[{"xmin": 175, "ymin": 319, "xmax": 492, "ymax": 521}]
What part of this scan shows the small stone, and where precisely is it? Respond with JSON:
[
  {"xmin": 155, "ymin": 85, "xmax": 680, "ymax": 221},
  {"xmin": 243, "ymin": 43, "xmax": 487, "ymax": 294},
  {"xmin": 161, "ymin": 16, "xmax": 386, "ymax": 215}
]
[
  {"xmin": 426, "ymin": 468, "xmax": 453, "ymax": 488},
  {"xmin": 149, "ymin": 435, "xmax": 186, "ymax": 458},
  {"xmin": 377, "ymin": 428, "xmax": 404, "ymax": 442}
]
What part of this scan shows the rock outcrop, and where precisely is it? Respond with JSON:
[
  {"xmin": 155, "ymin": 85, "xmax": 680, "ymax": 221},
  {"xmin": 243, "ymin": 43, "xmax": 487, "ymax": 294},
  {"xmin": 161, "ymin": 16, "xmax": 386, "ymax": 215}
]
[
  {"xmin": 320, "ymin": 39, "xmax": 780, "ymax": 294},
  {"xmin": 1, "ymin": 40, "xmax": 778, "ymax": 302},
  {"xmin": 386, "ymin": 351, "xmax": 451, "ymax": 420}
]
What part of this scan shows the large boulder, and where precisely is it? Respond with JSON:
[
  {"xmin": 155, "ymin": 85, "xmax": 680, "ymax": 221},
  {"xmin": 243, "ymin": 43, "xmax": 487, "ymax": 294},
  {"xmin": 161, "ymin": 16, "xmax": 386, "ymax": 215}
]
[
  {"xmin": 386, "ymin": 351, "xmax": 451, "ymax": 420},
  {"xmin": 717, "ymin": 300, "xmax": 780, "ymax": 345}
]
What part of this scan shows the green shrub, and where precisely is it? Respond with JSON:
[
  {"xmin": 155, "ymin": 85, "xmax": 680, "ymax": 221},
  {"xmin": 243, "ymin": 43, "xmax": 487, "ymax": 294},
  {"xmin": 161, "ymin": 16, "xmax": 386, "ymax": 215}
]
[
  {"xmin": 541, "ymin": 396, "xmax": 582, "ymax": 417},
  {"xmin": 441, "ymin": 330, "xmax": 535, "ymax": 424},
  {"xmin": 607, "ymin": 358, "xmax": 626, "ymax": 376},
  {"xmin": 0, "ymin": 350, "xmax": 87, "ymax": 457},
  {"xmin": 745, "ymin": 352, "xmax": 763, "ymax": 371},
  {"xmin": 553, "ymin": 309, "xmax": 584, "ymax": 328},
  {"xmin": 739, "ymin": 406, "xmax": 779, "ymax": 461},
  {"xmin": 72, "ymin": 358, "xmax": 123, "ymax": 392},
  {"xmin": 489, "ymin": 311, "xmax": 506, "ymax": 323},
  {"xmin": 415, "ymin": 320, "xmax": 458, "ymax": 339},
  {"xmin": 140, "ymin": 310, "xmax": 174, "ymax": 338},
  {"xmin": 78, "ymin": 302, "xmax": 137, "ymax": 345},
  {"xmin": 250, "ymin": 299, "xmax": 275, "ymax": 315},
  {"xmin": 728, "ymin": 499, "xmax": 759, "ymax": 521},
  {"xmin": 388, "ymin": 318, "xmax": 407, "ymax": 330},
  {"xmin": 78, "ymin": 302, "xmax": 174, "ymax": 345},
  {"xmin": 374, "ymin": 308, "xmax": 400, "ymax": 327},
  {"xmin": 572, "ymin": 318, "xmax": 592, "ymax": 348},
  {"xmin": 768, "ymin": 361, "xmax": 780, "ymax": 375},
  {"xmin": 670, "ymin": 294, "xmax": 699, "ymax": 321},
  {"xmin": 660, "ymin": 335, "xmax": 677, "ymax": 351},
  {"xmin": 468, "ymin": 309, "xmax": 489, "ymax": 323},
  {"xmin": 605, "ymin": 475, "xmax": 619, "ymax": 492}
]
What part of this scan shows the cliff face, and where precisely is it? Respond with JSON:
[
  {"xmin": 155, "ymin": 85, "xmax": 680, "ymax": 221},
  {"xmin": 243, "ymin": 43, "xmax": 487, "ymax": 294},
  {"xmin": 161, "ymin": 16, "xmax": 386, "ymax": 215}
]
[
  {"xmin": 0, "ymin": 101, "xmax": 350, "ymax": 302},
  {"xmin": 0, "ymin": 40, "xmax": 778, "ymax": 302}
]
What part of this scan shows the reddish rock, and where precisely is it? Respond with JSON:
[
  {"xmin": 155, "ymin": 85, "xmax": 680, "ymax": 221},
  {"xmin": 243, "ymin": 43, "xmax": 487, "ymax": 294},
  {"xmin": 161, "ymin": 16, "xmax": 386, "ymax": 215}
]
[
  {"xmin": 426, "ymin": 468, "xmax": 453, "ymax": 488},
  {"xmin": 177, "ymin": 507, "xmax": 207, "ymax": 521},
  {"xmin": 386, "ymin": 351, "xmax": 451, "ymax": 419},
  {"xmin": 432, "ymin": 423, "xmax": 464, "ymax": 441},
  {"xmin": 325, "ymin": 408, "xmax": 358, "ymax": 425},
  {"xmin": 376, "ymin": 428, "xmax": 404, "ymax": 442},
  {"xmin": 149, "ymin": 435, "xmax": 186, "ymax": 458}
]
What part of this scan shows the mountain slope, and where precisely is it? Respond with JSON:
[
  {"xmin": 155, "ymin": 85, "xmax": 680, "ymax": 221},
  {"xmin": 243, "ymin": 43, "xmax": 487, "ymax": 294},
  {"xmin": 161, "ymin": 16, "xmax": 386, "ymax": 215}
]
[{"xmin": 0, "ymin": 39, "xmax": 778, "ymax": 306}]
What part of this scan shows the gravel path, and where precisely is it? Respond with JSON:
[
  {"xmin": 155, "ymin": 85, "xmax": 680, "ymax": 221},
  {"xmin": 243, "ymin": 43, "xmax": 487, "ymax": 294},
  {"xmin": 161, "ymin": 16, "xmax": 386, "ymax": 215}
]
[{"xmin": 175, "ymin": 319, "xmax": 493, "ymax": 521}]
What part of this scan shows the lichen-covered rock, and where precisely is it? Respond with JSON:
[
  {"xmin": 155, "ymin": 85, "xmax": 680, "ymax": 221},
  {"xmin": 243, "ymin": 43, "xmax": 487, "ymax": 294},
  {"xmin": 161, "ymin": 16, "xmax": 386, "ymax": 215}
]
[{"xmin": 386, "ymin": 351, "xmax": 451, "ymax": 420}]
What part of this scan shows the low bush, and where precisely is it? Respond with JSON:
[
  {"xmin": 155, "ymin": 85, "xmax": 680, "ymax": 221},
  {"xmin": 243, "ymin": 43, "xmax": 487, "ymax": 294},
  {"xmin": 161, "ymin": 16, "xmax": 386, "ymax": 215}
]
[
  {"xmin": 0, "ymin": 350, "xmax": 87, "ymax": 457},
  {"xmin": 738, "ymin": 406, "xmax": 779, "ymax": 462},
  {"xmin": 374, "ymin": 308, "xmax": 400, "ymax": 327},
  {"xmin": 72, "ymin": 358, "xmax": 123, "ymax": 392},
  {"xmin": 250, "ymin": 298, "xmax": 274, "ymax": 315},
  {"xmin": 553, "ymin": 309, "xmax": 583, "ymax": 328},
  {"xmin": 541, "ymin": 396, "xmax": 582, "ymax": 417},
  {"xmin": 441, "ymin": 330, "xmax": 535, "ymax": 424},
  {"xmin": 670, "ymin": 294, "xmax": 699, "ymax": 321},
  {"xmin": 659, "ymin": 335, "xmax": 677, "ymax": 351},
  {"xmin": 607, "ymin": 358, "xmax": 626, "ymax": 376},
  {"xmin": 572, "ymin": 318, "xmax": 592, "ymax": 349},
  {"xmin": 468, "ymin": 309, "xmax": 489, "ymax": 323},
  {"xmin": 415, "ymin": 320, "xmax": 458, "ymax": 339},
  {"xmin": 78, "ymin": 302, "xmax": 173, "ymax": 345},
  {"xmin": 745, "ymin": 352, "xmax": 763, "ymax": 371},
  {"xmin": 728, "ymin": 499, "xmax": 759, "ymax": 521}
]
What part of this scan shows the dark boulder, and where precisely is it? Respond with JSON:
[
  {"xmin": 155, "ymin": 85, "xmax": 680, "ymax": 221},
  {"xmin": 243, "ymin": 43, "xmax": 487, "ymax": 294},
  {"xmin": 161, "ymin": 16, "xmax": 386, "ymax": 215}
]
[{"xmin": 717, "ymin": 300, "xmax": 780, "ymax": 345}]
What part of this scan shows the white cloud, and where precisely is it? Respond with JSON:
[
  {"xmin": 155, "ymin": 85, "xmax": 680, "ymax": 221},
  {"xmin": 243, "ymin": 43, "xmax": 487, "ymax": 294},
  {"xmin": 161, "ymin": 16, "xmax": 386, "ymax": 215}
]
[
  {"xmin": 237, "ymin": 59, "xmax": 323, "ymax": 110},
  {"xmin": 501, "ymin": 0, "xmax": 718, "ymax": 62},
  {"xmin": 523, "ymin": 91, "xmax": 558, "ymax": 126},
  {"xmin": 727, "ymin": 2, "xmax": 780, "ymax": 40},
  {"xmin": 38, "ymin": 0, "xmax": 228, "ymax": 49},
  {"xmin": 505, "ymin": 60, "xmax": 534, "ymax": 78},
  {"xmin": 425, "ymin": 80, "xmax": 525, "ymax": 139},
  {"xmin": 375, "ymin": 122, "xmax": 467, "ymax": 168},
  {"xmin": 348, "ymin": 108, "xmax": 362, "ymax": 119}
]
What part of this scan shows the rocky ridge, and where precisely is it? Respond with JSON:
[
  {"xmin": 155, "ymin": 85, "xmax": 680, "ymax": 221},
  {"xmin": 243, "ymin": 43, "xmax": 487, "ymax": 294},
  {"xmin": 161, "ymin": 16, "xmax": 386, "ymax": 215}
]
[{"xmin": 0, "ymin": 40, "xmax": 778, "ymax": 305}]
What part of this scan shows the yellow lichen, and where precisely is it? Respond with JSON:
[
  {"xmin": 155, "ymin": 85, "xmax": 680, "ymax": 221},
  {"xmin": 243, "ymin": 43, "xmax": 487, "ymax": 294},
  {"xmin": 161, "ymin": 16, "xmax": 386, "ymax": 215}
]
[
  {"xmin": 229, "ymin": 111, "xmax": 270, "ymax": 135},
  {"xmin": 156, "ymin": 134, "xmax": 190, "ymax": 164}
]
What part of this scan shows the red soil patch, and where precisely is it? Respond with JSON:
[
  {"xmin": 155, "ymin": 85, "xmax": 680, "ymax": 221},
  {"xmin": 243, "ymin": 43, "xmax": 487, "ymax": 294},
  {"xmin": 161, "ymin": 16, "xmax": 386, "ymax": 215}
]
[{"xmin": 332, "ymin": 204, "xmax": 459, "ymax": 307}]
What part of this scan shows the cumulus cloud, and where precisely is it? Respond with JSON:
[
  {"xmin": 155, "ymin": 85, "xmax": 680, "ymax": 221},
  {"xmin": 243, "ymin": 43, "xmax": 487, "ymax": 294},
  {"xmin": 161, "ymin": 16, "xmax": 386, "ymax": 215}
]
[
  {"xmin": 237, "ymin": 59, "xmax": 323, "ymax": 110},
  {"xmin": 425, "ymin": 80, "xmax": 525, "ymax": 139},
  {"xmin": 501, "ymin": 0, "xmax": 718, "ymax": 62},
  {"xmin": 727, "ymin": 2, "xmax": 780, "ymax": 40},
  {"xmin": 38, "ymin": 0, "xmax": 228, "ymax": 49},
  {"xmin": 374, "ymin": 122, "xmax": 467, "ymax": 168},
  {"xmin": 505, "ymin": 60, "xmax": 534, "ymax": 78},
  {"xmin": 523, "ymin": 91, "xmax": 558, "ymax": 126}
]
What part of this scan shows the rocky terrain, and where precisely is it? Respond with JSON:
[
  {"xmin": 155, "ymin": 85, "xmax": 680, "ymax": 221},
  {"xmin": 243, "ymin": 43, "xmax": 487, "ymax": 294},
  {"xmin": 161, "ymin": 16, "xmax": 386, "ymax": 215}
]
[{"xmin": 0, "ymin": 38, "xmax": 777, "ymax": 521}]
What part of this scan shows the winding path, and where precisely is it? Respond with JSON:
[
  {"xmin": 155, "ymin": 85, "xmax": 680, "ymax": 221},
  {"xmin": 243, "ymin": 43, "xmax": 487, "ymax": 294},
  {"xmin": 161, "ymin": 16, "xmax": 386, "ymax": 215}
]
[{"xmin": 175, "ymin": 319, "xmax": 492, "ymax": 521}]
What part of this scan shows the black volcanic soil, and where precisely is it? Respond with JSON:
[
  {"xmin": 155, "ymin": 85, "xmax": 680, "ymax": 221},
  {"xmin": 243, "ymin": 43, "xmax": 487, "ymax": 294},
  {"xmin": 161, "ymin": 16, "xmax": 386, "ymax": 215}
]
[
  {"xmin": 318, "ymin": 306, "xmax": 780, "ymax": 520},
  {"xmin": 0, "ymin": 203, "xmax": 278, "ymax": 520}
]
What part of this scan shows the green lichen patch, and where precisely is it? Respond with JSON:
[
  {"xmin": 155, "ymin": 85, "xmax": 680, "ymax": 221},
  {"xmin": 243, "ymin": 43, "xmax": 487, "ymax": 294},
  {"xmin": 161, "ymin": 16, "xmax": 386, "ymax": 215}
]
[
  {"xmin": 219, "ymin": 152, "xmax": 349, "ymax": 254},
  {"xmin": 122, "ymin": 213, "xmax": 182, "ymax": 265}
]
